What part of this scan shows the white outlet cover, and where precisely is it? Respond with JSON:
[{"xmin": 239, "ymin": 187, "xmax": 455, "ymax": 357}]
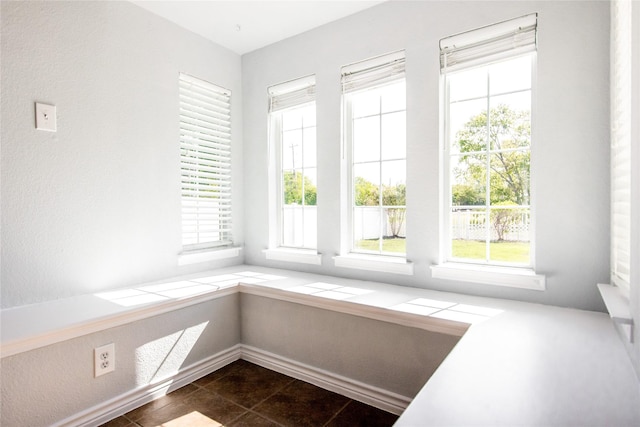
[
  {"xmin": 94, "ymin": 343, "xmax": 115, "ymax": 377},
  {"xmin": 35, "ymin": 102, "xmax": 56, "ymax": 132}
]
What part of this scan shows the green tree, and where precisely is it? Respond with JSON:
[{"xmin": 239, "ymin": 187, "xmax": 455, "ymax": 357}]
[
  {"xmin": 455, "ymin": 104, "xmax": 530, "ymax": 206},
  {"xmin": 283, "ymin": 171, "xmax": 317, "ymax": 206},
  {"xmin": 354, "ymin": 176, "xmax": 379, "ymax": 206},
  {"xmin": 452, "ymin": 184, "xmax": 485, "ymax": 206}
]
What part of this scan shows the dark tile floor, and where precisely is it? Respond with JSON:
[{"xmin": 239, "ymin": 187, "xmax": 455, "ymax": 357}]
[{"xmin": 101, "ymin": 359, "xmax": 399, "ymax": 427}]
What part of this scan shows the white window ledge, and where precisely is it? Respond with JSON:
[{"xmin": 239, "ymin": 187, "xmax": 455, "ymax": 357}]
[
  {"xmin": 178, "ymin": 246, "xmax": 242, "ymax": 266},
  {"xmin": 431, "ymin": 263, "xmax": 545, "ymax": 291},
  {"xmin": 597, "ymin": 283, "xmax": 633, "ymax": 342},
  {"xmin": 263, "ymin": 248, "xmax": 322, "ymax": 265},
  {"xmin": 334, "ymin": 254, "xmax": 414, "ymax": 276}
]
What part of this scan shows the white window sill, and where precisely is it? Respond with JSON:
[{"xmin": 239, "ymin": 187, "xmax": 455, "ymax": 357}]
[
  {"xmin": 431, "ymin": 263, "xmax": 545, "ymax": 291},
  {"xmin": 178, "ymin": 246, "xmax": 242, "ymax": 266},
  {"xmin": 597, "ymin": 283, "xmax": 633, "ymax": 342},
  {"xmin": 333, "ymin": 254, "xmax": 414, "ymax": 276},
  {"xmin": 263, "ymin": 248, "xmax": 322, "ymax": 265}
]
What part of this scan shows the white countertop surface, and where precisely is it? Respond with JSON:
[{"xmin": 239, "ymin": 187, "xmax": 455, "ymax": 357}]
[{"xmin": 395, "ymin": 298, "xmax": 640, "ymax": 426}]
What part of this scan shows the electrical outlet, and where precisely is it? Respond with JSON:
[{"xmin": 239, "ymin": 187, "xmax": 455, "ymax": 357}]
[{"xmin": 94, "ymin": 343, "xmax": 115, "ymax": 377}]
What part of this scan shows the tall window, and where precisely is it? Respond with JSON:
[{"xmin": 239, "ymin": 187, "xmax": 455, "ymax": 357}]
[
  {"xmin": 441, "ymin": 14, "xmax": 537, "ymax": 267},
  {"xmin": 268, "ymin": 76, "xmax": 317, "ymax": 250},
  {"xmin": 179, "ymin": 73, "xmax": 232, "ymax": 250},
  {"xmin": 342, "ymin": 51, "xmax": 406, "ymax": 256}
]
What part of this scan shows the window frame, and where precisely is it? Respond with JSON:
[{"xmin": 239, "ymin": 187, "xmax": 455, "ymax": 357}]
[
  {"xmin": 272, "ymin": 102, "xmax": 318, "ymax": 250},
  {"xmin": 341, "ymin": 51, "xmax": 408, "ymax": 259},
  {"xmin": 441, "ymin": 54, "xmax": 535, "ymax": 269},
  {"xmin": 433, "ymin": 14, "xmax": 545, "ymax": 290},
  {"xmin": 264, "ymin": 76, "xmax": 321, "ymax": 264}
]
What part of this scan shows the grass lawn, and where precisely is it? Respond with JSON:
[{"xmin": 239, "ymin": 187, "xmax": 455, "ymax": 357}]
[
  {"xmin": 355, "ymin": 238, "xmax": 529, "ymax": 264},
  {"xmin": 355, "ymin": 238, "xmax": 406, "ymax": 253},
  {"xmin": 452, "ymin": 239, "xmax": 529, "ymax": 263}
]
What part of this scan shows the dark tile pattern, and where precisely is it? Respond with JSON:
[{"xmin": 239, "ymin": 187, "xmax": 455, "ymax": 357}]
[{"xmin": 100, "ymin": 360, "xmax": 398, "ymax": 427}]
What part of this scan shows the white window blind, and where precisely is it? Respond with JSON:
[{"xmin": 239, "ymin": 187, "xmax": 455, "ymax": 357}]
[
  {"xmin": 611, "ymin": 0, "xmax": 632, "ymax": 294},
  {"xmin": 268, "ymin": 75, "xmax": 315, "ymax": 112},
  {"xmin": 341, "ymin": 50, "xmax": 405, "ymax": 94},
  {"xmin": 440, "ymin": 13, "xmax": 537, "ymax": 72},
  {"xmin": 179, "ymin": 73, "xmax": 232, "ymax": 250}
]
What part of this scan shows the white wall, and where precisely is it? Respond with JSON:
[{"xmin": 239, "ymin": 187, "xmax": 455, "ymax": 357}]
[
  {"xmin": 0, "ymin": 1, "xmax": 244, "ymax": 308},
  {"xmin": 241, "ymin": 294, "xmax": 459, "ymax": 398},
  {"xmin": 242, "ymin": 0, "xmax": 610, "ymax": 311}
]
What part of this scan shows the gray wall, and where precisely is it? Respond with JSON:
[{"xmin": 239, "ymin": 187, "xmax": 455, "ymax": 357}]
[
  {"xmin": 0, "ymin": 1, "xmax": 244, "ymax": 309},
  {"xmin": 0, "ymin": 294, "xmax": 241, "ymax": 427},
  {"xmin": 240, "ymin": 294, "xmax": 460, "ymax": 398},
  {"xmin": 242, "ymin": 0, "xmax": 611, "ymax": 311}
]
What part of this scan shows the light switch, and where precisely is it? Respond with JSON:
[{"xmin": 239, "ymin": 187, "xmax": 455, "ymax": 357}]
[{"xmin": 35, "ymin": 102, "xmax": 56, "ymax": 132}]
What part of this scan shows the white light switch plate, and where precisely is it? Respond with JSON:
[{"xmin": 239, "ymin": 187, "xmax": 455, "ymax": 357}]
[{"xmin": 35, "ymin": 102, "xmax": 56, "ymax": 132}]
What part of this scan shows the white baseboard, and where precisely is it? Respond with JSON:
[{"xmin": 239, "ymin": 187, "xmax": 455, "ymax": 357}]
[
  {"xmin": 54, "ymin": 343, "xmax": 410, "ymax": 426},
  {"xmin": 55, "ymin": 344, "xmax": 242, "ymax": 427},
  {"xmin": 240, "ymin": 345, "xmax": 411, "ymax": 415}
]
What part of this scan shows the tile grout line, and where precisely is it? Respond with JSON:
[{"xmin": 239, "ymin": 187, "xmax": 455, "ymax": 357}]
[{"xmin": 322, "ymin": 399, "xmax": 353, "ymax": 427}]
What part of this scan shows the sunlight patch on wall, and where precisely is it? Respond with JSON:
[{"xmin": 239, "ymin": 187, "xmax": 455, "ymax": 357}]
[{"xmin": 135, "ymin": 322, "xmax": 209, "ymax": 386}]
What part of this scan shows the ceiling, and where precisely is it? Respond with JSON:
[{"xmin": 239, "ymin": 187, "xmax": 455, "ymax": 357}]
[{"xmin": 132, "ymin": 1, "xmax": 386, "ymax": 55}]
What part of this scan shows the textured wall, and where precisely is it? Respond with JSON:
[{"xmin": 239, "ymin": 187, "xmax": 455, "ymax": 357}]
[
  {"xmin": 241, "ymin": 1, "xmax": 611, "ymax": 311},
  {"xmin": 0, "ymin": 1, "xmax": 244, "ymax": 308},
  {"xmin": 0, "ymin": 294, "xmax": 241, "ymax": 427},
  {"xmin": 240, "ymin": 294, "xmax": 460, "ymax": 398}
]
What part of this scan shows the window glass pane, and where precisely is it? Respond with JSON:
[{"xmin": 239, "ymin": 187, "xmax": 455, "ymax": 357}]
[
  {"xmin": 353, "ymin": 116, "xmax": 381, "ymax": 163},
  {"xmin": 303, "ymin": 169, "xmax": 317, "ymax": 206},
  {"xmin": 303, "ymin": 206, "xmax": 318, "ymax": 249},
  {"xmin": 354, "ymin": 163, "xmax": 380, "ymax": 206},
  {"xmin": 381, "ymin": 80, "xmax": 406, "ymax": 113},
  {"xmin": 381, "ymin": 160, "xmax": 406, "ymax": 203},
  {"xmin": 303, "ymin": 128, "xmax": 316, "ymax": 168},
  {"xmin": 352, "ymin": 90, "xmax": 380, "ymax": 118},
  {"xmin": 490, "ymin": 56, "xmax": 531, "ymax": 95},
  {"xmin": 381, "ymin": 111, "xmax": 406, "ymax": 160},
  {"xmin": 448, "ymin": 66, "xmax": 487, "ymax": 102},
  {"xmin": 449, "ymin": 98, "xmax": 487, "ymax": 155},
  {"xmin": 282, "ymin": 204, "xmax": 303, "ymax": 247},
  {"xmin": 301, "ymin": 104, "xmax": 316, "ymax": 127},
  {"xmin": 282, "ymin": 109, "xmax": 303, "ymax": 131},
  {"xmin": 450, "ymin": 208, "xmax": 488, "ymax": 260},
  {"xmin": 488, "ymin": 206, "xmax": 530, "ymax": 264},
  {"xmin": 282, "ymin": 129, "xmax": 302, "ymax": 170},
  {"xmin": 490, "ymin": 153, "xmax": 530, "ymax": 206},
  {"xmin": 451, "ymin": 154, "xmax": 486, "ymax": 206},
  {"xmin": 353, "ymin": 207, "xmax": 381, "ymax": 251},
  {"xmin": 282, "ymin": 170, "xmax": 303, "ymax": 205},
  {"xmin": 488, "ymin": 93, "xmax": 531, "ymax": 151},
  {"xmin": 384, "ymin": 208, "xmax": 406, "ymax": 243}
]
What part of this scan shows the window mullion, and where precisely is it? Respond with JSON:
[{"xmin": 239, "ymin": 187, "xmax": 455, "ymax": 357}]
[{"xmin": 485, "ymin": 70, "xmax": 492, "ymax": 263}]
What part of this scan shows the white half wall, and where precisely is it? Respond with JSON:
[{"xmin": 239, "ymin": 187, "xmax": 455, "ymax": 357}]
[
  {"xmin": 0, "ymin": 293, "xmax": 241, "ymax": 427},
  {"xmin": 0, "ymin": 1, "xmax": 244, "ymax": 308},
  {"xmin": 241, "ymin": 0, "xmax": 611, "ymax": 311}
]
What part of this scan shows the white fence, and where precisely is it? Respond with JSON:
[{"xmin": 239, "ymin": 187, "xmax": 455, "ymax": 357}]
[
  {"xmin": 353, "ymin": 207, "xmax": 407, "ymax": 240},
  {"xmin": 282, "ymin": 205, "xmax": 317, "ymax": 248},
  {"xmin": 282, "ymin": 206, "xmax": 528, "ymax": 245},
  {"xmin": 451, "ymin": 210, "xmax": 529, "ymax": 242}
]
